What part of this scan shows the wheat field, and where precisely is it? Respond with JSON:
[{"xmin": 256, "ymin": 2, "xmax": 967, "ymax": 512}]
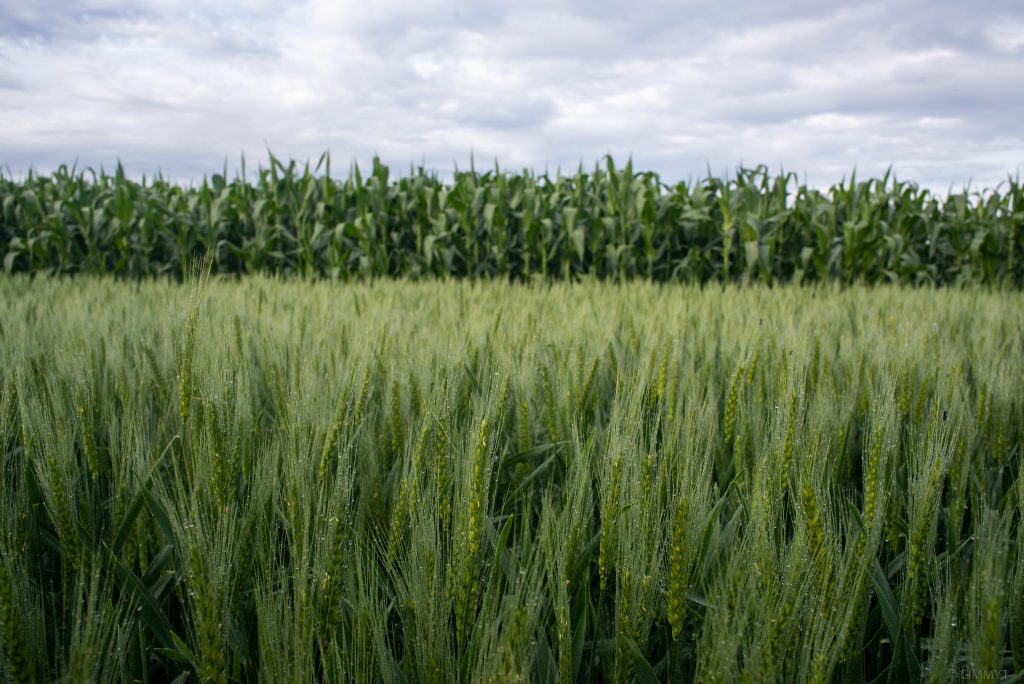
[{"xmin": 0, "ymin": 276, "xmax": 1021, "ymax": 682}]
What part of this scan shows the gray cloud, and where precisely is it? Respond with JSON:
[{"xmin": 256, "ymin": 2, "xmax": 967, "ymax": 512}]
[{"xmin": 0, "ymin": 0, "xmax": 1021, "ymax": 189}]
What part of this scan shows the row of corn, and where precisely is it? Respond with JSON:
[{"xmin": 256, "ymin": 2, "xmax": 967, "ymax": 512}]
[{"xmin": 1, "ymin": 155, "xmax": 1021, "ymax": 284}]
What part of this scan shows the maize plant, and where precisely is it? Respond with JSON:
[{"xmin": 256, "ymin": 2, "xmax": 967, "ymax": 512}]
[{"xmin": 2, "ymin": 155, "xmax": 1021, "ymax": 285}]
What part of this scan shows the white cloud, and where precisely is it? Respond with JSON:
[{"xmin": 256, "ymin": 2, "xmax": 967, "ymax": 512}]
[
  {"xmin": 0, "ymin": 0, "xmax": 1021, "ymax": 190},
  {"xmin": 987, "ymin": 18, "xmax": 1024, "ymax": 53}
]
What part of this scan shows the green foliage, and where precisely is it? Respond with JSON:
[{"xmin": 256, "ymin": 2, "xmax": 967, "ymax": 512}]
[
  {"xmin": 2, "ymin": 156, "xmax": 1022, "ymax": 285},
  {"xmin": 0, "ymin": 276, "xmax": 1021, "ymax": 682}
]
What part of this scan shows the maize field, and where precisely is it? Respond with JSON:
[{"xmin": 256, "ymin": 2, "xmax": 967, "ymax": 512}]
[
  {"xmin": 0, "ymin": 275, "xmax": 1021, "ymax": 682},
  {"xmin": 1, "ymin": 156, "xmax": 1021, "ymax": 285}
]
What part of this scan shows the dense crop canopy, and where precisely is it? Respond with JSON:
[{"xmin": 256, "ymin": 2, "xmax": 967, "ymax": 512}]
[
  {"xmin": 1, "ymin": 155, "xmax": 1021, "ymax": 284},
  {"xmin": 0, "ymin": 278, "xmax": 1021, "ymax": 681}
]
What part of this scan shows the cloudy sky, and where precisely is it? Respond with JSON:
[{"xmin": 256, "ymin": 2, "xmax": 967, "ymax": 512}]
[{"xmin": 1, "ymin": 1, "xmax": 1022, "ymax": 189}]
